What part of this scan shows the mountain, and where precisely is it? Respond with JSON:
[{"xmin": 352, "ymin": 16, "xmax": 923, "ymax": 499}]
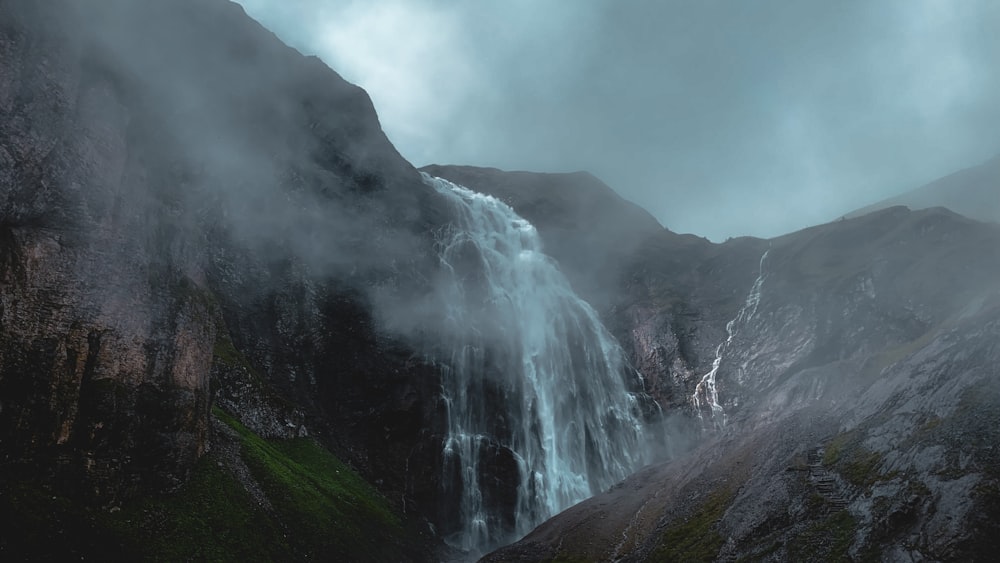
[
  {"xmin": 1, "ymin": 0, "xmax": 452, "ymax": 559},
  {"xmin": 848, "ymin": 154, "xmax": 1000, "ymax": 224},
  {"xmin": 422, "ymin": 164, "xmax": 770, "ymax": 413},
  {"xmin": 431, "ymin": 166, "xmax": 1000, "ymax": 561},
  {"xmin": 420, "ymin": 165, "xmax": 664, "ymax": 308},
  {"xmin": 485, "ymin": 206, "xmax": 1000, "ymax": 561},
  {"xmin": 3, "ymin": 0, "xmax": 999, "ymax": 561}
]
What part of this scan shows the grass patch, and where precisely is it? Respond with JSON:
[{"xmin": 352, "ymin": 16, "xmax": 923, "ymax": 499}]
[
  {"xmin": 651, "ymin": 486, "xmax": 732, "ymax": 562},
  {"xmin": 215, "ymin": 408, "xmax": 407, "ymax": 561},
  {"xmin": 823, "ymin": 431, "xmax": 886, "ymax": 487},
  {"xmin": 1, "ymin": 409, "xmax": 412, "ymax": 562},
  {"xmin": 735, "ymin": 539, "xmax": 783, "ymax": 563},
  {"xmin": 0, "ymin": 456, "xmax": 287, "ymax": 561},
  {"xmin": 787, "ymin": 509, "xmax": 857, "ymax": 562},
  {"xmin": 212, "ymin": 331, "xmax": 245, "ymax": 368},
  {"xmin": 822, "ymin": 432, "xmax": 850, "ymax": 466},
  {"xmin": 111, "ymin": 456, "xmax": 290, "ymax": 561},
  {"xmin": 842, "ymin": 450, "xmax": 884, "ymax": 487}
]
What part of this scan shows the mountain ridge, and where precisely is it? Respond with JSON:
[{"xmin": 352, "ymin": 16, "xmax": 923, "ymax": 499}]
[
  {"xmin": 847, "ymin": 153, "xmax": 1000, "ymax": 225},
  {"xmin": 1, "ymin": 0, "xmax": 998, "ymax": 561}
]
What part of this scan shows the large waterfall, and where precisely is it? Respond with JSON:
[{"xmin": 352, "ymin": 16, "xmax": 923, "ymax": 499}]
[{"xmin": 423, "ymin": 174, "xmax": 650, "ymax": 554}]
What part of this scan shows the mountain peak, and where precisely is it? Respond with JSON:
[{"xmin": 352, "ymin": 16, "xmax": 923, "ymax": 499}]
[{"xmin": 848, "ymin": 154, "xmax": 1000, "ymax": 224}]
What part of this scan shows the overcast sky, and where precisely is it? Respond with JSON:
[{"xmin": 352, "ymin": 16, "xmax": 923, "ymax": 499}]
[{"xmin": 236, "ymin": 0, "xmax": 1000, "ymax": 241}]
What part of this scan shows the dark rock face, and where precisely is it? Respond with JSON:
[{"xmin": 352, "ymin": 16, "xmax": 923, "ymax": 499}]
[
  {"xmin": 849, "ymin": 153, "xmax": 1000, "ymax": 224},
  {"xmin": 5, "ymin": 0, "xmax": 1000, "ymax": 560},
  {"xmin": 0, "ymin": 0, "xmax": 220, "ymax": 502},
  {"xmin": 0, "ymin": 0, "xmax": 451, "ymax": 539},
  {"xmin": 483, "ymin": 207, "xmax": 1000, "ymax": 561}
]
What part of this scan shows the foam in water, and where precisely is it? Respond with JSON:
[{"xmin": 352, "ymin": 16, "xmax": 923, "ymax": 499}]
[{"xmin": 423, "ymin": 173, "xmax": 650, "ymax": 554}]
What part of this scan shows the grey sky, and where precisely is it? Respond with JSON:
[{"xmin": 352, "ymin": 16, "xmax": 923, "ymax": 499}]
[{"xmin": 236, "ymin": 0, "xmax": 1000, "ymax": 241}]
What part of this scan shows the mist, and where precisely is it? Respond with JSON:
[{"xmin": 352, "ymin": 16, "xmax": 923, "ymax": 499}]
[
  {"xmin": 4, "ymin": 1, "xmax": 999, "ymax": 560},
  {"xmin": 236, "ymin": 0, "xmax": 1000, "ymax": 241},
  {"xmin": 37, "ymin": 0, "xmax": 436, "ymax": 295}
]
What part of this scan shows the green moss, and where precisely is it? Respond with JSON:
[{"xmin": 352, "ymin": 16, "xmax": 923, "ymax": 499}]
[
  {"xmin": 215, "ymin": 408, "xmax": 406, "ymax": 561},
  {"xmin": 735, "ymin": 540, "xmax": 783, "ymax": 562},
  {"xmin": 651, "ymin": 487, "xmax": 732, "ymax": 562},
  {"xmin": 212, "ymin": 331, "xmax": 247, "ymax": 369},
  {"xmin": 842, "ymin": 450, "xmax": 884, "ymax": 487},
  {"xmin": 823, "ymin": 433, "xmax": 850, "ymax": 466},
  {"xmin": 806, "ymin": 492, "xmax": 828, "ymax": 511},
  {"xmin": 1, "ymin": 456, "xmax": 286, "ymax": 561},
  {"xmin": 823, "ymin": 432, "xmax": 887, "ymax": 487},
  {"xmin": 787, "ymin": 509, "xmax": 857, "ymax": 562},
  {"xmin": 1, "ymin": 409, "xmax": 412, "ymax": 562},
  {"xmin": 109, "ymin": 456, "xmax": 291, "ymax": 561}
]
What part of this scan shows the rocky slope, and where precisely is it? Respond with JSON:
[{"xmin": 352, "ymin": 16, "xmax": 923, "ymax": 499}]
[
  {"xmin": 3, "ymin": 0, "xmax": 999, "ymax": 561},
  {"xmin": 849, "ymin": 153, "xmax": 1000, "ymax": 225},
  {"xmin": 1, "ymin": 0, "xmax": 454, "ymax": 558},
  {"xmin": 484, "ymin": 206, "xmax": 1000, "ymax": 561}
]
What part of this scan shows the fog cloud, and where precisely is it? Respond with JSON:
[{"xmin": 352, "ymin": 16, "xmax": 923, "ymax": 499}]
[{"xmin": 236, "ymin": 0, "xmax": 1000, "ymax": 241}]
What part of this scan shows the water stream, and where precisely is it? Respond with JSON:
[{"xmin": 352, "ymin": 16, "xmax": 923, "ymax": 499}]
[
  {"xmin": 424, "ymin": 174, "xmax": 650, "ymax": 554},
  {"xmin": 692, "ymin": 249, "xmax": 769, "ymax": 429}
]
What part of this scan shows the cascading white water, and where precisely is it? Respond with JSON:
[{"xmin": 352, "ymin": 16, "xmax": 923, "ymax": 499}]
[
  {"xmin": 423, "ymin": 173, "xmax": 649, "ymax": 554},
  {"xmin": 692, "ymin": 249, "xmax": 769, "ymax": 428}
]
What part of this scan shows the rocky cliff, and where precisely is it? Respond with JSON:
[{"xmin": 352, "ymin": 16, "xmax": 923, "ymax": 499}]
[
  {"xmin": 484, "ymin": 206, "xmax": 1000, "ymax": 561},
  {"xmin": 1, "ymin": 0, "xmax": 453, "ymax": 559},
  {"xmin": 3, "ymin": 0, "xmax": 999, "ymax": 561},
  {"xmin": 848, "ymin": 153, "xmax": 1000, "ymax": 224}
]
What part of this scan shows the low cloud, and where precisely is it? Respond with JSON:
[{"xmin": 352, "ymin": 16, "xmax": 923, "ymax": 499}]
[{"xmin": 238, "ymin": 0, "xmax": 1000, "ymax": 241}]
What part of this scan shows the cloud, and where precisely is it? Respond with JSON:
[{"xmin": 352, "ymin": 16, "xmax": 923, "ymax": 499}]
[
  {"xmin": 237, "ymin": 0, "xmax": 1000, "ymax": 241},
  {"xmin": 308, "ymin": 2, "xmax": 481, "ymax": 163}
]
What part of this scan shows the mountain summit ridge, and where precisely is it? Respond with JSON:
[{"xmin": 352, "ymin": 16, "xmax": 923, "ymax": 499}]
[
  {"xmin": 848, "ymin": 152, "xmax": 1000, "ymax": 225},
  {"xmin": 1, "ymin": 0, "xmax": 998, "ymax": 561}
]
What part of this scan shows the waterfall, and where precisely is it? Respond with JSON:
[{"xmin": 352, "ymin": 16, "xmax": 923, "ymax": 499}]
[
  {"xmin": 692, "ymin": 249, "xmax": 769, "ymax": 428},
  {"xmin": 423, "ymin": 174, "xmax": 650, "ymax": 554}
]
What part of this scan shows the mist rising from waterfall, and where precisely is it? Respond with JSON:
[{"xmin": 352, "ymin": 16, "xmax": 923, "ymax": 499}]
[{"xmin": 422, "ymin": 174, "xmax": 651, "ymax": 554}]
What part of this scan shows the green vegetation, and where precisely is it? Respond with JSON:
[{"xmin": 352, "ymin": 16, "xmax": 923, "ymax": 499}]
[
  {"xmin": 787, "ymin": 509, "xmax": 857, "ymax": 562},
  {"xmin": 212, "ymin": 328, "xmax": 251, "ymax": 370},
  {"xmin": 1, "ymin": 455, "xmax": 284, "ymax": 561},
  {"xmin": 735, "ymin": 539, "xmax": 783, "ymax": 563},
  {"xmin": 841, "ymin": 450, "xmax": 884, "ymax": 487},
  {"xmin": 823, "ymin": 431, "xmax": 887, "ymax": 487},
  {"xmin": 651, "ymin": 487, "xmax": 732, "ymax": 562},
  {"xmin": 822, "ymin": 433, "xmax": 849, "ymax": 466},
  {"xmin": 214, "ymin": 409, "xmax": 406, "ymax": 561},
  {"xmin": 1, "ymin": 409, "xmax": 411, "ymax": 562}
]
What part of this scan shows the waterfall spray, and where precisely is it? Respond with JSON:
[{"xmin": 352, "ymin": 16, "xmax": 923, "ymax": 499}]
[{"xmin": 423, "ymin": 173, "xmax": 650, "ymax": 554}]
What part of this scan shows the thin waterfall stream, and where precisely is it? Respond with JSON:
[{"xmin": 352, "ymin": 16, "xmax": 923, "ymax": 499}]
[{"xmin": 423, "ymin": 174, "xmax": 651, "ymax": 554}]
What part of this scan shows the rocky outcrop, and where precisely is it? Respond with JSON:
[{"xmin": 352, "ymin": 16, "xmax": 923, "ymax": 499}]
[
  {"xmin": 5, "ymin": 0, "xmax": 1000, "ymax": 560},
  {"xmin": 0, "ymin": 0, "xmax": 451, "ymax": 546},
  {"xmin": 848, "ymin": 153, "xmax": 1000, "ymax": 224},
  {"xmin": 483, "ymin": 206, "xmax": 1000, "ymax": 561}
]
